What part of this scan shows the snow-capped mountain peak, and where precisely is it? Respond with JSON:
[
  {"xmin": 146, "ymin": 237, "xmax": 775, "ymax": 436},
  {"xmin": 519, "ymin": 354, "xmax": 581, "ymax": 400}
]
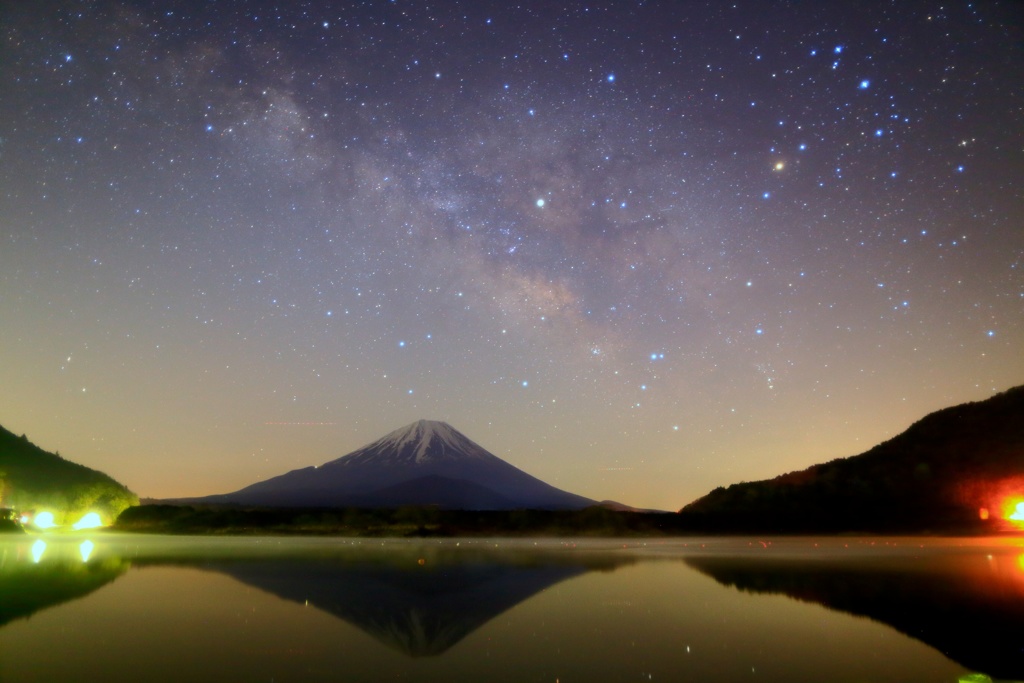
[{"xmin": 375, "ymin": 419, "xmax": 467, "ymax": 463}]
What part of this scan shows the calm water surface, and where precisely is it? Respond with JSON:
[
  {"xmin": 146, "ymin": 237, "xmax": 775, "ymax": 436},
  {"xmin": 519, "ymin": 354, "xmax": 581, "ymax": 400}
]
[{"xmin": 0, "ymin": 534, "xmax": 1020, "ymax": 682}]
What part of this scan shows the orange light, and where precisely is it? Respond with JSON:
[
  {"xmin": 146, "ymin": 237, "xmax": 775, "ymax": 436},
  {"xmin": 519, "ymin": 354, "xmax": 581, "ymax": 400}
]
[
  {"xmin": 1003, "ymin": 498, "xmax": 1024, "ymax": 529},
  {"xmin": 979, "ymin": 507, "xmax": 989, "ymax": 520}
]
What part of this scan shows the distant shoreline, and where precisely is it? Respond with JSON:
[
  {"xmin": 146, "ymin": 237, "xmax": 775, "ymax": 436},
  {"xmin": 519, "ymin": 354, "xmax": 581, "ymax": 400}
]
[{"xmin": 112, "ymin": 503, "xmax": 1017, "ymax": 537}]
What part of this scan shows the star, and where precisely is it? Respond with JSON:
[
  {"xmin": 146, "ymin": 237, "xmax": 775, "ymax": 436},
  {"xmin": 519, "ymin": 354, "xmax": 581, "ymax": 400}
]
[{"xmin": 0, "ymin": 0, "xmax": 1018, "ymax": 512}]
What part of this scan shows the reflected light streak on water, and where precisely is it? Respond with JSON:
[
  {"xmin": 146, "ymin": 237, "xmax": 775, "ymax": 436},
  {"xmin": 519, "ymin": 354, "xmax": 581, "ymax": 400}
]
[
  {"xmin": 79, "ymin": 540, "xmax": 94, "ymax": 563},
  {"xmin": 30, "ymin": 539, "xmax": 46, "ymax": 563}
]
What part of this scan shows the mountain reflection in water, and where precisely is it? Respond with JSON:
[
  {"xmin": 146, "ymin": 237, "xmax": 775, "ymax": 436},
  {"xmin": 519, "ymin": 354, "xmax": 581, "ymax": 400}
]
[
  {"xmin": 191, "ymin": 546, "xmax": 635, "ymax": 656},
  {"xmin": 685, "ymin": 543, "xmax": 1024, "ymax": 681},
  {"xmin": 2, "ymin": 536, "xmax": 1021, "ymax": 683}
]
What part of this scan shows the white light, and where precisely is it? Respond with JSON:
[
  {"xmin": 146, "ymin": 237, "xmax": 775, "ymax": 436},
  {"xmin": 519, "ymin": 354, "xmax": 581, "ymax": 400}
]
[
  {"xmin": 34, "ymin": 511, "xmax": 56, "ymax": 529},
  {"xmin": 73, "ymin": 512, "xmax": 103, "ymax": 530},
  {"xmin": 536, "ymin": 198, "xmax": 545, "ymax": 208}
]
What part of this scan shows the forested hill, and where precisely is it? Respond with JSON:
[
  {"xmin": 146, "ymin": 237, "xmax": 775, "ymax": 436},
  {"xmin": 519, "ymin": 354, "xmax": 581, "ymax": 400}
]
[
  {"xmin": 679, "ymin": 386, "xmax": 1024, "ymax": 533},
  {"xmin": 0, "ymin": 424, "xmax": 138, "ymax": 525}
]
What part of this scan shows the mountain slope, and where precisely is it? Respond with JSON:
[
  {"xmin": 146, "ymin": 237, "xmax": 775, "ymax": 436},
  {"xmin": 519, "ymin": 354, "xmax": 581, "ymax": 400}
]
[
  {"xmin": 679, "ymin": 386, "xmax": 1024, "ymax": 532},
  {"xmin": 196, "ymin": 420, "xmax": 595, "ymax": 510},
  {"xmin": 0, "ymin": 424, "xmax": 139, "ymax": 525}
]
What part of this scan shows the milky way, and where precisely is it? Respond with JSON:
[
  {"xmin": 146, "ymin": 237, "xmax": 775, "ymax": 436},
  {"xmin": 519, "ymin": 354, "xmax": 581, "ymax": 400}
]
[{"xmin": 2, "ymin": 1, "xmax": 1022, "ymax": 508}]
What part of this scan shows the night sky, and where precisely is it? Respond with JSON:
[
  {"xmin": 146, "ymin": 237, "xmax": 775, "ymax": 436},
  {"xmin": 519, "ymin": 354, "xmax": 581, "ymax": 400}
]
[{"xmin": 2, "ymin": 1, "xmax": 1022, "ymax": 510}]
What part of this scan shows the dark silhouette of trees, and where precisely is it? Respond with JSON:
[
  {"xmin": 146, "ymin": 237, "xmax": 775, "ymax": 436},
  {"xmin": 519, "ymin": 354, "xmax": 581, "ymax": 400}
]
[
  {"xmin": 680, "ymin": 385, "xmax": 1024, "ymax": 533},
  {"xmin": 0, "ymin": 425, "xmax": 138, "ymax": 525}
]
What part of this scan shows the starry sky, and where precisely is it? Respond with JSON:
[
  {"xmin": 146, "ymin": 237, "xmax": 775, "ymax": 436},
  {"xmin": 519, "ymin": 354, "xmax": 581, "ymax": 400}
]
[{"xmin": 2, "ymin": 0, "xmax": 1022, "ymax": 510}]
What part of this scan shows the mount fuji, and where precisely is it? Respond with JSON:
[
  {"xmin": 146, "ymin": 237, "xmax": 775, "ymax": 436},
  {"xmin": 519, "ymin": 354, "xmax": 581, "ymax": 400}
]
[{"xmin": 193, "ymin": 420, "xmax": 596, "ymax": 510}]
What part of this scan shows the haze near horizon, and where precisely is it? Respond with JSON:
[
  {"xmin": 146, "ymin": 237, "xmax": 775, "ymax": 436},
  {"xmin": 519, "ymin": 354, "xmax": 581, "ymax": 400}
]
[{"xmin": 1, "ymin": 0, "xmax": 1022, "ymax": 510}]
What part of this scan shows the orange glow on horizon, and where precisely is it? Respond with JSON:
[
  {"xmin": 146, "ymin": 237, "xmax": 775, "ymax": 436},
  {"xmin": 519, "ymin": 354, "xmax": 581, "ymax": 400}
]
[{"xmin": 958, "ymin": 478, "xmax": 1024, "ymax": 529}]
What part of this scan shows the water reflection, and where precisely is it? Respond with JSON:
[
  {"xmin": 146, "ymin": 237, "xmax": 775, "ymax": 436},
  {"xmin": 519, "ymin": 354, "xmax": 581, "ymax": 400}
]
[
  {"xmin": 188, "ymin": 544, "xmax": 637, "ymax": 656},
  {"xmin": 0, "ymin": 536, "xmax": 1020, "ymax": 683},
  {"xmin": 30, "ymin": 539, "xmax": 45, "ymax": 564},
  {"xmin": 0, "ymin": 537, "xmax": 128, "ymax": 628},
  {"xmin": 685, "ymin": 543, "xmax": 1024, "ymax": 681}
]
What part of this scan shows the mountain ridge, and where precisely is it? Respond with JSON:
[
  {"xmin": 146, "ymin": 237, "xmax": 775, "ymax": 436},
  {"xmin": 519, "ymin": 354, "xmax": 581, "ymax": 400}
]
[{"xmin": 679, "ymin": 385, "xmax": 1024, "ymax": 532}]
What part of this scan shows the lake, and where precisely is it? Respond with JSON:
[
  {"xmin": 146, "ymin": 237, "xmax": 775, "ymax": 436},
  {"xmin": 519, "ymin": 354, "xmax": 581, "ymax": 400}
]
[{"xmin": 0, "ymin": 534, "xmax": 1020, "ymax": 682}]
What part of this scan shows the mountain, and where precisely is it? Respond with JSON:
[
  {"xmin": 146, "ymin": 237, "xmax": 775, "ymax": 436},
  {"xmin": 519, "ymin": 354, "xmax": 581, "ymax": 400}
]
[
  {"xmin": 596, "ymin": 499, "xmax": 667, "ymax": 513},
  {"xmin": 192, "ymin": 420, "xmax": 596, "ymax": 510},
  {"xmin": 0, "ymin": 424, "xmax": 139, "ymax": 525},
  {"xmin": 679, "ymin": 385, "xmax": 1024, "ymax": 533}
]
